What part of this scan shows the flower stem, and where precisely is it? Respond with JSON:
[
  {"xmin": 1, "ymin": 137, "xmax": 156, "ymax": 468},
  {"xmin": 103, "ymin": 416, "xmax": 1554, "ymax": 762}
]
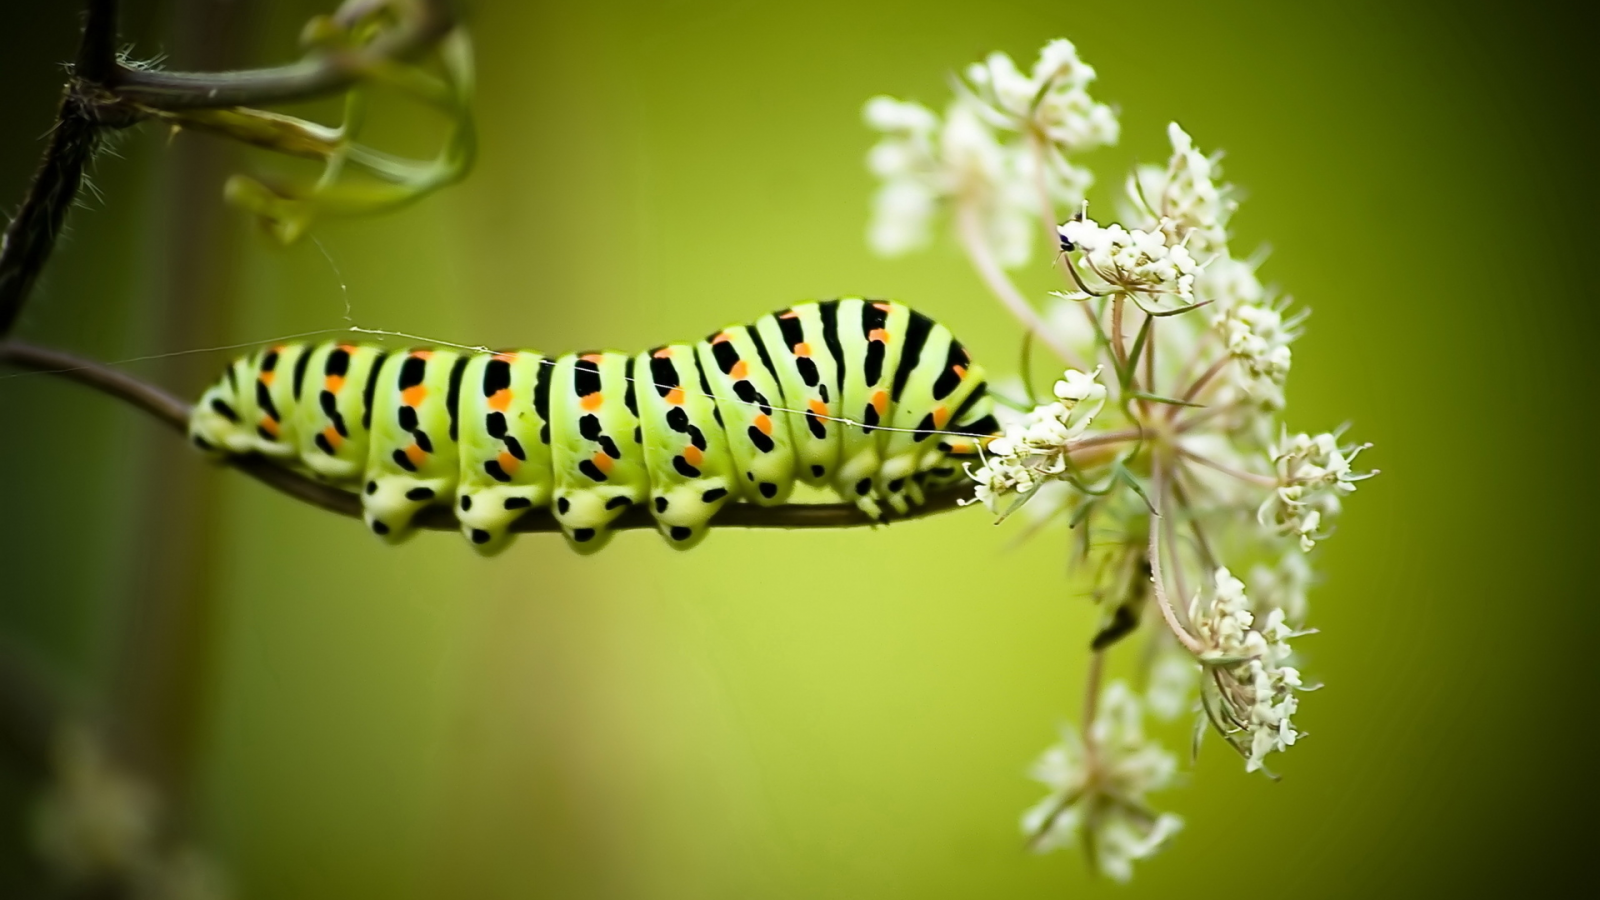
[
  {"xmin": 955, "ymin": 201, "xmax": 1085, "ymax": 370},
  {"xmin": 1147, "ymin": 467, "xmax": 1207, "ymax": 657}
]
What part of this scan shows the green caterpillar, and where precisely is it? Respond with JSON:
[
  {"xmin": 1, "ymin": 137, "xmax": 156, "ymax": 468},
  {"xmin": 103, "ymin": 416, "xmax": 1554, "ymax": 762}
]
[{"xmin": 188, "ymin": 299, "xmax": 999, "ymax": 553}]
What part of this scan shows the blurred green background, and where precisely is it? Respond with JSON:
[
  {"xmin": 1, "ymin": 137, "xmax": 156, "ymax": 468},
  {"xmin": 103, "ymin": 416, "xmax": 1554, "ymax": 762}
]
[{"xmin": 2, "ymin": 0, "xmax": 1596, "ymax": 896}]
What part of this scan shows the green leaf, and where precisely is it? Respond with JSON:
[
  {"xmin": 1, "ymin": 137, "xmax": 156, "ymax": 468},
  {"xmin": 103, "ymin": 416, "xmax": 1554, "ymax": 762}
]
[{"xmin": 1128, "ymin": 391, "xmax": 1204, "ymax": 408}]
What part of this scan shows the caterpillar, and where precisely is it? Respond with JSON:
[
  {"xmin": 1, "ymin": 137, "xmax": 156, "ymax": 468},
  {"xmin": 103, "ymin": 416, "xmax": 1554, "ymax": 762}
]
[{"xmin": 188, "ymin": 299, "xmax": 999, "ymax": 554}]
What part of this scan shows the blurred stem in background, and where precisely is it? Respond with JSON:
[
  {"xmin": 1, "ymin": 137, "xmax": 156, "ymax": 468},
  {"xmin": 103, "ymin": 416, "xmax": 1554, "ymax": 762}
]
[{"xmin": 0, "ymin": 1, "xmax": 469, "ymax": 894}]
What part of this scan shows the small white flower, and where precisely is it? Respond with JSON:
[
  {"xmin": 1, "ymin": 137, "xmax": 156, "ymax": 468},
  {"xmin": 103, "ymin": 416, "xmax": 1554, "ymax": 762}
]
[
  {"xmin": 1188, "ymin": 569, "xmax": 1309, "ymax": 773},
  {"xmin": 863, "ymin": 97, "xmax": 942, "ymax": 256},
  {"xmin": 1213, "ymin": 298, "xmax": 1301, "ymax": 409},
  {"xmin": 1023, "ymin": 683, "xmax": 1182, "ymax": 879},
  {"xmin": 1059, "ymin": 214, "xmax": 1203, "ymax": 305},
  {"xmin": 963, "ymin": 40, "xmax": 1118, "ymax": 153},
  {"xmin": 1258, "ymin": 430, "xmax": 1375, "ymax": 551},
  {"xmin": 1127, "ymin": 123, "xmax": 1234, "ymax": 256},
  {"xmin": 965, "ymin": 368, "xmax": 1105, "ymax": 516}
]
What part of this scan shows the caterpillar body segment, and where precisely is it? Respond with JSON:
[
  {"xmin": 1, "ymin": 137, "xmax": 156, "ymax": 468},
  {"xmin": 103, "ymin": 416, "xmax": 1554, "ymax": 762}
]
[
  {"xmin": 291, "ymin": 343, "xmax": 388, "ymax": 483},
  {"xmin": 636, "ymin": 343, "xmax": 738, "ymax": 550},
  {"xmin": 752, "ymin": 303, "xmax": 842, "ymax": 487},
  {"xmin": 697, "ymin": 325, "xmax": 796, "ymax": 507},
  {"xmin": 188, "ymin": 300, "xmax": 999, "ymax": 553},
  {"xmin": 548, "ymin": 352, "xmax": 650, "ymax": 553},
  {"xmin": 455, "ymin": 351, "xmax": 555, "ymax": 553},
  {"xmin": 363, "ymin": 349, "xmax": 464, "ymax": 541}
]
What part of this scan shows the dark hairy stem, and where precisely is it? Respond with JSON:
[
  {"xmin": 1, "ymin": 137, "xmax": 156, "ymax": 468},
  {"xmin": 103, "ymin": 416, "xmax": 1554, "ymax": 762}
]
[
  {"xmin": 0, "ymin": 0, "xmax": 125, "ymax": 338},
  {"xmin": 0, "ymin": 340, "xmax": 977, "ymax": 531},
  {"xmin": 0, "ymin": 0, "xmax": 457, "ymax": 341}
]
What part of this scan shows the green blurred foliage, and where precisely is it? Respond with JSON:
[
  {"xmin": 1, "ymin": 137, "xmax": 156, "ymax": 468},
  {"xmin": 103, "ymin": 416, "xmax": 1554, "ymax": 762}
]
[{"xmin": 1, "ymin": 0, "xmax": 1596, "ymax": 897}]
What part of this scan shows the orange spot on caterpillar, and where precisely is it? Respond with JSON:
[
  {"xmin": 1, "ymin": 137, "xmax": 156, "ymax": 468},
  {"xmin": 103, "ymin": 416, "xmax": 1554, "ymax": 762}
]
[
  {"xmin": 405, "ymin": 443, "xmax": 428, "ymax": 468},
  {"xmin": 808, "ymin": 399, "xmax": 828, "ymax": 416},
  {"xmin": 259, "ymin": 371, "xmax": 276, "ymax": 387},
  {"xmin": 488, "ymin": 389, "xmax": 512, "ymax": 412},
  {"xmin": 951, "ymin": 364, "xmax": 967, "ymax": 379},
  {"xmin": 665, "ymin": 386, "xmax": 686, "ymax": 406},
  {"xmin": 493, "ymin": 352, "xmax": 518, "ymax": 363},
  {"xmin": 401, "ymin": 385, "xmax": 428, "ymax": 407},
  {"xmin": 868, "ymin": 328, "xmax": 889, "ymax": 344},
  {"xmin": 580, "ymin": 353, "xmax": 604, "ymax": 363},
  {"xmin": 872, "ymin": 302, "xmax": 892, "ymax": 312},
  {"xmin": 322, "ymin": 426, "xmax": 343, "ymax": 449},
  {"xmin": 325, "ymin": 374, "xmax": 345, "ymax": 394},
  {"xmin": 338, "ymin": 343, "xmax": 358, "ymax": 353},
  {"xmin": 793, "ymin": 342, "xmax": 811, "ymax": 357},
  {"xmin": 580, "ymin": 392, "xmax": 605, "ymax": 412},
  {"xmin": 730, "ymin": 360, "xmax": 749, "ymax": 380},
  {"xmin": 872, "ymin": 391, "xmax": 889, "ymax": 415},
  {"xmin": 753, "ymin": 414, "xmax": 773, "ymax": 436},
  {"xmin": 682, "ymin": 444, "xmax": 704, "ymax": 466},
  {"xmin": 933, "ymin": 405, "xmax": 950, "ymax": 428},
  {"xmin": 258, "ymin": 417, "xmax": 280, "ymax": 437},
  {"xmin": 591, "ymin": 451, "xmax": 615, "ymax": 474},
  {"xmin": 779, "ymin": 310, "xmax": 799, "ymax": 319},
  {"xmin": 497, "ymin": 450, "xmax": 522, "ymax": 475},
  {"xmin": 411, "ymin": 350, "xmax": 434, "ymax": 360},
  {"xmin": 711, "ymin": 332, "xmax": 732, "ymax": 344},
  {"xmin": 652, "ymin": 347, "xmax": 673, "ymax": 358}
]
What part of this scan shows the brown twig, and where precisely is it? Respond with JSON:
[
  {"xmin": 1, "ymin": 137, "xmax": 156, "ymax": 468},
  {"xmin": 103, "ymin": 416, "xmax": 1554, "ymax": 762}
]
[{"xmin": 0, "ymin": 340, "xmax": 978, "ymax": 532}]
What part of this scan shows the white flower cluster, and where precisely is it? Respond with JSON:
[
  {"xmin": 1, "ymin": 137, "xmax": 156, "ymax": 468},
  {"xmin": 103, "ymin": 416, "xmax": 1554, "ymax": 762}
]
[
  {"xmin": 866, "ymin": 33, "xmax": 1379, "ymax": 880},
  {"xmin": 1022, "ymin": 683, "xmax": 1182, "ymax": 881},
  {"xmin": 1214, "ymin": 299, "xmax": 1300, "ymax": 409},
  {"xmin": 34, "ymin": 728, "xmax": 233, "ymax": 899},
  {"xmin": 1259, "ymin": 431, "xmax": 1375, "ymax": 551},
  {"xmin": 864, "ymin": 40, "xmax": 1118, "ymax": 268},
  {"xmin": 1188, "ymin": 569, "xmax": 1306, "ymax": 772},
  {"xmin": 1127, "ymin": 123, "xmax": 1235, "ymax": 256},
  {"xmin": 963, "ymin": 40, "xmax": 1119, "ymax": 150},
  {"xmin": 1058, "ymin": 216, "xmax": 1202, "ymax": 305},
  {"xmin": 863, "ymin": 96, "xmax": 942, "ymax": 256},
  {"xmin": 967, "ymin": 368, "xmax": 1106, "ymax": 516}
]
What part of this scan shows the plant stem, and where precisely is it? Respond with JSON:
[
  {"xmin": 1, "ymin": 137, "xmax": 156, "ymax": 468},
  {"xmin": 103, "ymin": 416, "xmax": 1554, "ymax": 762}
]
[
  {"xmin": 107, "ymin": 0, "xmax": 455, "ymax": 110},
  {"xmin": 955, "ymin": 202, "xmax": 1085, "ymax": 369},
  {"xmin": 1147, "ymin": 467, "xmax": 1207, "ymax": 657}
]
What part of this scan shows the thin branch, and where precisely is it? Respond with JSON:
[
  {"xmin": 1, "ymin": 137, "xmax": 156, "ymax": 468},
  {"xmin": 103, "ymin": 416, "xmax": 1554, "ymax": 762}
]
[
  {"xmin": 0, "ymin": 340, "xmax": 977, "ymax": 532},
  {"xmin": 1146, "ymin": 466, "xmax": 1206, "ymax": 657},
  {"xmin": 108, "ymin": 0, "xmax": 455, "ymax": 110}
]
